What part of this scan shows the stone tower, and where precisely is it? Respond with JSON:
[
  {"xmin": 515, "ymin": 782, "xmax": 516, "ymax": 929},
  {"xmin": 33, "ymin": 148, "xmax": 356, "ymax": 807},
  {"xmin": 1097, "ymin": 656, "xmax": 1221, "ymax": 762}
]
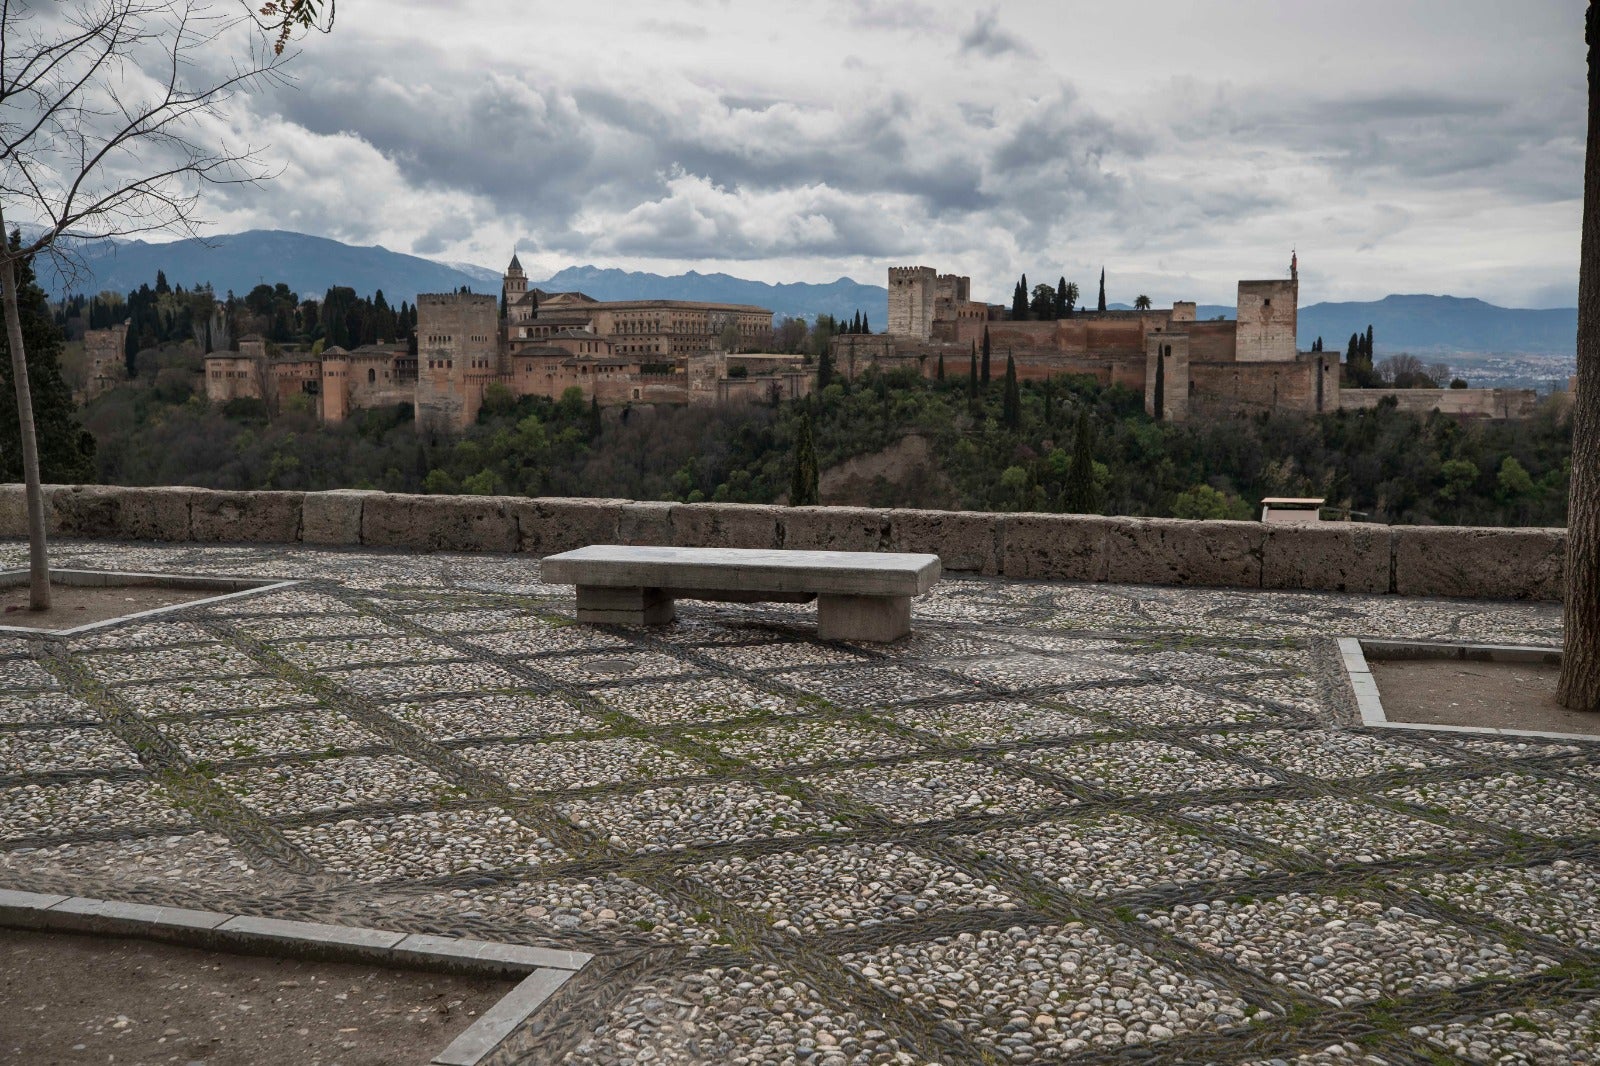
[
  {"xmin": 887, "ymin": 266, "xmax": 937, "ymax": 340},
  {"xmin": 504, "ymin": 253, "xmax": 527, "ymax": 305},
  {"xmin": 415, "ymin": 292, "xmax": 499, "ymax": 434},
  {"xmin": 83, "ymin": 322, "xmax": 129, "ymax": 400}
]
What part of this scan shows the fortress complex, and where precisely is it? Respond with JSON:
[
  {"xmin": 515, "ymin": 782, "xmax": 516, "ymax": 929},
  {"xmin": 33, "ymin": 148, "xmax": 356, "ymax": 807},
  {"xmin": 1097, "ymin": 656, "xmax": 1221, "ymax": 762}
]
[
  {"xmin": 839, "ymin": 258, "xmax": 1533, "ymax": 421},
  {"xmin": 205, "ymin": 255, "xmax": 798, "ymax": 434}
]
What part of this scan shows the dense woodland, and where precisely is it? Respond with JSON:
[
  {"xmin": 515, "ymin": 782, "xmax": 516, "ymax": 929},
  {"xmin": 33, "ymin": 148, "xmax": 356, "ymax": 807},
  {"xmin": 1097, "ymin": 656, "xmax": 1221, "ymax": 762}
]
[{"xmin": 5, "ymin": 258, "xmax": 1574, "ymax": 527}]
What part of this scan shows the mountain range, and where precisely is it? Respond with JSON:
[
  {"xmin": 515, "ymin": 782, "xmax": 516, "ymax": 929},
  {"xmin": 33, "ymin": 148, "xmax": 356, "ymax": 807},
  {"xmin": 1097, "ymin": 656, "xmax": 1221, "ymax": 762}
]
[{"xmin": 32, "ymin": 229, "xmax": 1577, "ymax": 356}]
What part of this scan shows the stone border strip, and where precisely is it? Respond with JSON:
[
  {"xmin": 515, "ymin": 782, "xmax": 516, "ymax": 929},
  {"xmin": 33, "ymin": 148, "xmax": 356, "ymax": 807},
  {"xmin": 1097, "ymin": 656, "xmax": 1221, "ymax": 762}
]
[
  {"xmin": 1339, "ymin": 636, "xmax": 1598, "ymax": 741},
  {"xmin": 0, "ymin": 569, "xmax": 298, "ymax": 638},
  {"xmin": 0, "ymin": 484, "xmax": 1567, "ymax": 600},
  {"xmin": 0, "ymin": 888, "xmax": 592, "ymax": 1066}
]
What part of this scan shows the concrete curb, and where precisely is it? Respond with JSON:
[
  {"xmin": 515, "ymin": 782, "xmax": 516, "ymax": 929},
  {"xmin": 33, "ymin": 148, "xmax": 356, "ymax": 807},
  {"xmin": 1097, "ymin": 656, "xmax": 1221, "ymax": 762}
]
[
  {"xmin": 0, "ymin": 889, "xmax": 592, "ymax": 1066},
  {"xmin": 1338, "ymin": 637, "xmax": 1598, "ymax": 742},
  {"xmin": 0, "ymin": 570, "xmax": 297, "ymax": 638}
]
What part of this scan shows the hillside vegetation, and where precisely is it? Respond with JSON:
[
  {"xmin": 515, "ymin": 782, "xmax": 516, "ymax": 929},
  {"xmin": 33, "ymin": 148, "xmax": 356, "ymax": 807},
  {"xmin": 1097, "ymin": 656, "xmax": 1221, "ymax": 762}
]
[{"xmin": 79, "ymin": 355, "xmax": 1572, "ymax": 527}]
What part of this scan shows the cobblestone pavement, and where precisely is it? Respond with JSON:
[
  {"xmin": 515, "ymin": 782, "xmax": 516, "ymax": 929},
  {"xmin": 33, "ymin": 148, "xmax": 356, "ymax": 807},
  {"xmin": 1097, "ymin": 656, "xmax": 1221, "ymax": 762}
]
[{"xmin": 0, "ymin": 540, "xmax": 1594, "ymax": 1065}]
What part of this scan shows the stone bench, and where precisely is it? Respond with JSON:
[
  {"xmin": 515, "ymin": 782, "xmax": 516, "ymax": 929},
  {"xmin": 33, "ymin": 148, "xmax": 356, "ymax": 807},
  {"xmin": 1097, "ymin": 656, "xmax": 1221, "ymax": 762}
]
[{"xmin": 540, "ymin": 545, "xmax": 942, "ymax": 642}]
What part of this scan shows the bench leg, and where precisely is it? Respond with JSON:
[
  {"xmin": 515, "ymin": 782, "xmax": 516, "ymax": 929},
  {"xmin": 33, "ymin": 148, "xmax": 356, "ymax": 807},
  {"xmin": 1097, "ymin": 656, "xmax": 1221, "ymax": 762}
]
[
  {"xmin": 816, "ymin": 594, "xmax": 911, "ymax": 642},
  {"xmin": 575, "ymin": 586, "xmax": 675, "ymax": 626}
]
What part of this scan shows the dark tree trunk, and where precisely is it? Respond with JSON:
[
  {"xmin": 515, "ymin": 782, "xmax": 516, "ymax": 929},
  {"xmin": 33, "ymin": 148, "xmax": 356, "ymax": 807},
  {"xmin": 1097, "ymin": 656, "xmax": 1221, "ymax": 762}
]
[
  {"xmin": 0, "ymin": 207, "xmax": 51, "ymax": 610},
  {"xmin": 1561, "ymin": 2, "xmax": 1600, "ymax": 710}
]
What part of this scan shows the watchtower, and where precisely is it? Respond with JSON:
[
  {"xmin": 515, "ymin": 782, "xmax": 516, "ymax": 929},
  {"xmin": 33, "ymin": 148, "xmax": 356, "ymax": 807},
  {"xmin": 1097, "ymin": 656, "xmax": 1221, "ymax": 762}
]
[{"xmin": 887, "ymin": 266, "xmax": 937, "ymax": 340}]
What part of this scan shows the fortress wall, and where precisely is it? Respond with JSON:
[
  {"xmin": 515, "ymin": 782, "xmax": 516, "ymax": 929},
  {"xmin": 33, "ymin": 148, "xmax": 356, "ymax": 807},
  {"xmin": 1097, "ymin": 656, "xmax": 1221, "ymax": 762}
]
[
  {"xmin": 0, "ymin": 484, "xmax": 1565, "ymax": 601},
  {"xmin": 1339, "ymin": 388, "xmax": 1537, "ymax": 419},
  {"xmin": 1187, "ymin": 359, "xmax": 1324, "ymax": 416}
]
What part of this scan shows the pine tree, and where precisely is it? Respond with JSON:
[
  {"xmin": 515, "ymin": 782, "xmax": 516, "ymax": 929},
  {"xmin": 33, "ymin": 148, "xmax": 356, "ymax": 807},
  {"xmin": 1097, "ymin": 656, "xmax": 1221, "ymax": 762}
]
[
  {"xmin": 1097, "ymin": 267, "xmax": 1107, "ymax": 312},
  {"xmin": 154, "ymin": 270, "xmax": 170, "ymax": 295},
  {"xmin": 981, "ymin": 326, "xmax": 992, "ymax": 386},
  {"xmin": 1065, "ymin": 409, "xmax": 1097, "ymax": 513},
  {"xmin": 1002, "ymin": 353, "xmax": 1020, "ymax": 428},
  {"xmin": 0, "ymin": 237, "xmax": 94, "ymax": 484},
  {"xmin": 788, "ymin": 412, "xmax": 819, "ymax": 506}
]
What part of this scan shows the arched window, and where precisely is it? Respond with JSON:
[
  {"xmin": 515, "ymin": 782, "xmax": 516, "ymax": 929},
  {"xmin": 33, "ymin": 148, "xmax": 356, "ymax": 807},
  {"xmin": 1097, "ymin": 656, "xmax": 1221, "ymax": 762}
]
[{"xmin": 367, "ymin": 368, "xmax": 376, "ymax": 384}]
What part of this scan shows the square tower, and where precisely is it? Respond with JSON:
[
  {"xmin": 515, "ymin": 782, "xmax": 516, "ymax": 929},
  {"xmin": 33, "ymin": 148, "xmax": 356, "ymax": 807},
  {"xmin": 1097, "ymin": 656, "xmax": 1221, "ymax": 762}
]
[
  {"xmin": 1235, "ymin": 280, "xmax": 1299, "ymax": 362},
  {"xmin": 887, "ymin": 266, "xmax": 937, "ymax": 340}
]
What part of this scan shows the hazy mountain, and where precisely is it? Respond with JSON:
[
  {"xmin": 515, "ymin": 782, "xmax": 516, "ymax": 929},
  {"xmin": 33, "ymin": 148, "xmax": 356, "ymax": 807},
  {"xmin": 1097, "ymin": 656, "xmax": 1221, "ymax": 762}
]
[
  {"xmin": 529, "ymin": 264, "xmax": 887, "ymax": 322},
  {"xmin": 33, "ymin": 229, "xmax": 1577, "ymax": 355},
  {"xmin": 34, "ymin": 230, "xmax": 490, "ymax": 302}
]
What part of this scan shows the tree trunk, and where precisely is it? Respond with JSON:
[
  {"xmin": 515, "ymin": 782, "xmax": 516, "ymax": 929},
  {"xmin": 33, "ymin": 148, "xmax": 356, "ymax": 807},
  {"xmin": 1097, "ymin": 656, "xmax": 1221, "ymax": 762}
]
[
  {"xmin": 1561, "ymin": 2, "xmax": 1600, "ymax": 709},
  {"xmin": 0, "ymin": 210, "xmax": 51, "ymax": 611}
]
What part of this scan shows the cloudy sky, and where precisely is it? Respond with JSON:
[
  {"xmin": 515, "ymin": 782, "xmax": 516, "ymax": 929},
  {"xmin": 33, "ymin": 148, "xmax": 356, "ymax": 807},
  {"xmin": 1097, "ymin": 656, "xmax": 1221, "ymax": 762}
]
[{"xmin": 198, "ymin": 1, "xmax": 1585, "ymax": 305}]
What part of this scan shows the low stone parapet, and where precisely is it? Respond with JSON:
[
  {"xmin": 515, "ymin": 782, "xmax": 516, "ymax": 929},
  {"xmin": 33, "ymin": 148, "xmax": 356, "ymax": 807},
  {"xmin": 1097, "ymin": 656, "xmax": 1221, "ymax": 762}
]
[{"xmin": 0, "ymin": 484, "xmax": 1568, "ymax": 600}]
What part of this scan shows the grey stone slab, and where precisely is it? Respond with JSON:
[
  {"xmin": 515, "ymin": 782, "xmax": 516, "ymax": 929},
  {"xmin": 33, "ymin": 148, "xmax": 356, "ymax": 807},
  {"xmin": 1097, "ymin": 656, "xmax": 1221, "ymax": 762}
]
[
  {"xmin": 431, "ymin": 968, "xmax": 574, "ymax": 1066},
  {"xmin": 49, "ymin": 897, "xmax": 231, "ymax": 931},
  {"xmin": 543, "ymin": 545, "xmax": 941, "ymax": 597},
  {"xmin": 0, "ymin": 889, "xmax": 68, "ymax": 912},
  {"xmin": 394, "ymin": 933, "xmax": 592, "ymax": 972},
  {"xmin": 217, "ymin": 914, "xmax": 408, "ymax": 950}
]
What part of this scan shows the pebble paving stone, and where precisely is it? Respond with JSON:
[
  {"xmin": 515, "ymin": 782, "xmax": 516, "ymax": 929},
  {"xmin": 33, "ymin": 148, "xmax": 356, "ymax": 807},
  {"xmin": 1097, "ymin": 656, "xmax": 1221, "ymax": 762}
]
[
  {"xmin": 1420, "ymin": 996, "xmax": 1600, "ymax": 1063},
  {"xmin": 1382, "ymin": 771, "xmax": 1600, "ymax": 841},
  {"xmin": 0, "ymin": 727, "xmax": 140, "ymax": 774},
  {"xmin": 589, "ymin": 677, "xmax": 816, "ymax": 726},
  {"xmin": 558, "ymin": 781, "xmax": 850, "ymax": 853},
  {"xmin": 1, "ymin": 777, "xmax": 193, "ymax": 841},
  {"xmin": 1065, "ymin": 682, "xmax": 1284, "ymax": 726},
  {"xmin": 843, "ymin": 923, "xmax": 1259, "ymax": 1056},
  {"xmin": 115, "ymin": 675, "xmax": 318, "ymax": 716},
  {"xmin": 389, "ymin": 874, "xmax": 716, "ymax": 943},
  {"xmin": 1143, "ymin": 894, "xmax": 1559, "ymax": 1006},
  {"xmin": 0, "ymin": 540, "xmax": 1593, "ymax": 1066},
  {"xmin": 698, "ymin": 720, "xmax": 924, "ymax": 768},
  {"xmin": 156, "ymin": 708, "xmax": 382, "ymax": 763},
  {"xmin": 685, "ymin": 841, "xmax": 1016, "ymax": 934},
  {"xmin": 1399, "ymin": 860, "xmax": 1600, "ymax": 950},
  {"xmin": 887, "ymin": 700, "xmax": 1097, "ymax": 744},
  {"xmin": 390, "ymin": 692, "xmax": 596, "ymax": 741},
  {"xmin": 218, "ymin": 753, "xmax": 459, "ymax": 816},
  {"xmin": 459, "ymin": 736, "xmax": 707, "ymax": 791},
  {"xmin": 561, "ymin": 965, "xmax": 923, "ymax": 1066},
  {"xmin": 0, "ymin": 692, "xmax": 101, "ymax": 726},
  {"xmin": 1195, "ymin": 728, "xmax": 1459, "ymax": 779},
  {"xmin": 324, "ymin": 659, "xmax": 526, "ymax": 699},
  {"xmin": 285, "ymin": 807, "xmax": 564, "ymax": 881},
  {"xmin": 1010, "ymin": 740, "xmax": 1281, "ymax": 796},
  {"xmin": 1182, "ymin": 796, "xmax": 1490, "ymax": 865},
  {"xmin": 803, "ymin": 757, "xmax": 1073, "ymax": 823},
  {"xmin": 971, "ymin": 813, "xmax": 1280, "ymax": 897}
]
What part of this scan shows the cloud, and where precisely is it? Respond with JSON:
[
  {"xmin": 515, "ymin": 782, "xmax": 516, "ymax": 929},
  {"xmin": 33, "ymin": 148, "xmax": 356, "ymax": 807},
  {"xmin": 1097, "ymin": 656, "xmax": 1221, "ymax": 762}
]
[{"xmin": 958, "ymin": 9, "xmax": 1036, "ymax": 59}]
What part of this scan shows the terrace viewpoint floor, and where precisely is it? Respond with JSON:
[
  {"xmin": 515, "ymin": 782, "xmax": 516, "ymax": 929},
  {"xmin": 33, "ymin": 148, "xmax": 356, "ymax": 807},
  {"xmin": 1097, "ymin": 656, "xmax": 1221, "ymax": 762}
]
[{"xmin": 0, "ymin": 539, "xmax": 1595, "ymax": 1065}]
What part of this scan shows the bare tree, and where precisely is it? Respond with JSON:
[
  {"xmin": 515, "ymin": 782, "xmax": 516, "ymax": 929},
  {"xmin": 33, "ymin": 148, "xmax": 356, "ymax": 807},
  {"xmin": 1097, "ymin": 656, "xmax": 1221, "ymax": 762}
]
[
  {"xmin": 1561, "ymin": 1, "xmax": 1600, "ymax": 712},
  {"xmin": 1, "ymin": 0, "xmax": 291, "ymax": 608}
]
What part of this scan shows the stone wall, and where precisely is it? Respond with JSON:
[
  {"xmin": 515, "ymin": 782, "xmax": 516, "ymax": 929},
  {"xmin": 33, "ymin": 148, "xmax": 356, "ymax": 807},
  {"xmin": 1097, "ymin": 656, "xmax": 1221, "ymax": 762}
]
[
  {"xmin": 1339, "ymin": 388, "xmax": 1538, "ymax": 419},
  {"xmin": 0, "ymin": 485, "xmax": 1566, "ymax": 601},
  {"xmin": 1234, "ymin": 279, "xmax": 1299, "ymax": 362}
]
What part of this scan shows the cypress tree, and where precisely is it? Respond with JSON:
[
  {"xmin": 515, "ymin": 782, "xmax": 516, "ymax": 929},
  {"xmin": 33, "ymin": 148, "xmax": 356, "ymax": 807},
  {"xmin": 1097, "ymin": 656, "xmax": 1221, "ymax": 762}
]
[
  {"xmin": 1002, "ymin": 353, "xmax": 1020, "ymax": 428},
  {"xmin": 1055, "ymin": 277, "xmax": 1068, "ymax": 318},
  {"xmin": 123, "ymin": 316, "xmax": 138, "ymax": 374},
  {"xmin": 0, "ymin": 236, "xmax": 95, "ymax": 484},
  {"xmin": 861, "ymin": 313, "xmax": 869, "ymax": 334},
  {"xmin": 587, "ymin": 396, "xmax": 602, "ymax": 438},
  {"xmin": 968, "ymin": 349, "xmax": 978, "ymax": 396},
  {"xmin": 1043, "ymin": 378, "xmax": 1054, "ymax": 424},
  {"xmin": 788, "ymin": 412, "xmax": 819, "ymax": 506},
  {"xmin": 981, "ymin": 326, "xmax": 992, "ymax": 386},
  {"xmin": 1013, "ymin": 275, "xmax": 1029, "ymax": 320},
  {"xmin": 1065, "ymin": 409, "xmax": 1096, "ymax": 513},
  {"xmin": 817, "ymin": 343, "xmax": 834, "ymax": 391},
  {"xmin": 936, "ymin": 352, "xmax": 945, "ymax": 382},
  {"xmin": 1365, "ymin": 324, "xmax": 1375, "ymax": 358},
  {"xmin": 1097, "ymin": 267, "xmax": 1107, "ymax": 312}
]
